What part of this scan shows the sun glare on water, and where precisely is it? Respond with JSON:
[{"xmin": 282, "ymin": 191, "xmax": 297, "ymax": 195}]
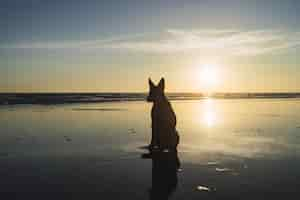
[{"xmin": 203, "ymin": 99, "xmax": 217, "ymax": 127}]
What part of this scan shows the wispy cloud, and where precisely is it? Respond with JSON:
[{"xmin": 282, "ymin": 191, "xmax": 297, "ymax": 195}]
[
  {"xmin": 0, "ymin": 32, "xmax": 148, "ymax": 50},
  {"xmin": 106, "ymin": 29, "xmax": 300, "ymax": 56},
  {"xmin": 2, "ymin": 29, "xmax": 300, "ymax": 56}
]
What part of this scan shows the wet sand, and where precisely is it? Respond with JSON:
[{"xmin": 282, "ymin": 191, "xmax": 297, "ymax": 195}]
[
  {"xmin": 1, "ymin": 152, "xmax": 299, "ymax": 199},
  {"xmin": 1, "ymin": 99, "xmax": 300, "ymax": 199}
]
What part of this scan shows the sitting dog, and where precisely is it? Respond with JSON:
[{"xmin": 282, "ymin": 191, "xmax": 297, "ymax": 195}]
[{"xmin": 147, "ymin": 78, "xmax": 179, "ymax": 151}]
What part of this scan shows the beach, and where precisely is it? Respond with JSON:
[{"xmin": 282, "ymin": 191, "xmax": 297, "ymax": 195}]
[{"xmin": 1, "ymin": 98, "xmax": 300, "ymax": 199}]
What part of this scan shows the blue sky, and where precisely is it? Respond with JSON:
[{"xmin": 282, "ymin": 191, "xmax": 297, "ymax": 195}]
[{"xmin": 1, "ymin": 0, "xmax": 300, "ymax": 92}]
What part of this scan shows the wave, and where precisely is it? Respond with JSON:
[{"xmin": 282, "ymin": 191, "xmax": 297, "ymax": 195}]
[{"xmin": 0, "ymin": 93, "xmax": 300, "ymax": 105}]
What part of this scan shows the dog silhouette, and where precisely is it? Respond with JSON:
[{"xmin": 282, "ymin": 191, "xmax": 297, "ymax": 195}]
[{"xmin": 147, "ymin": 78, "xmax": 179, "ymax": 151}]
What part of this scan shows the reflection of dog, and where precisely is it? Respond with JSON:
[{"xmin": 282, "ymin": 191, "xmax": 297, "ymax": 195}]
[
  {"xmin": 142, "ymin": 151, "xmax": 180, "ymax": 200},
  {"xmin": 147, "ymin": 78, "xmax": 179, "ymax": 151}
]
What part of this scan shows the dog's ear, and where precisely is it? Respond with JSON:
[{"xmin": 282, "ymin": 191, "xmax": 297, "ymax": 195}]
[
  {"xmin": 158, "ymin": 78, "xmax": 165, "ymax": 91},
  {"xmin": 148, "ymin": 78, "xmax": 155, "ymax": 88}
]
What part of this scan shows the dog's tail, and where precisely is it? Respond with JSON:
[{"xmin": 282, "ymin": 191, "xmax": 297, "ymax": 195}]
[
  {"xmin": 174, "ymin": 130, "xmax": 180, "ymax": 148},
  {"xmin": 177, "ymin": 131, "xmax": 180, "ymax": 144}
]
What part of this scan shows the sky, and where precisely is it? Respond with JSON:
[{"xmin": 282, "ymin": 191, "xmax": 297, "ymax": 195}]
[{"xmin": 0, "ymin": 0, "xmax": 300, "ymax": 93}]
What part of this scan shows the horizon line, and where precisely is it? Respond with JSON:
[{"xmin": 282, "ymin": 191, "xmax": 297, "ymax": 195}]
[{"xmin": 1, "ymin": 92, "xmax": 300, "ymax": 94}]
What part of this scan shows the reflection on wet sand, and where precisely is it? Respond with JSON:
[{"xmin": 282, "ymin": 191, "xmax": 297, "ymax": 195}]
[
  {"xmin": 142, "ymin": 151, "xmax": 180, "ymax": 200},
  {"xmin": 202, "ymin": 98, "xmax": 218, "ymax": 127}
]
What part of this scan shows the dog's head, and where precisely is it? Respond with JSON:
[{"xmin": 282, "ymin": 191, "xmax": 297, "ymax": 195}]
[{"xmin": 147, "ymin": 78, "xmax": 165, "ymax": 102}]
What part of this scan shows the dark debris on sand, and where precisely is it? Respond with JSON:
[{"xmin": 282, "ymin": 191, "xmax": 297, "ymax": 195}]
[{"xmin": 64, "ymin": 136, "xmax": 72, "ymax": 142}]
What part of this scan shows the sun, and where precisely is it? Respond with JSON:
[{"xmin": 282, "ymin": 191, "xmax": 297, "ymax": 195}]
[
  {"xmin": 199, "ymin": 63, "xmax": 220, "ymax": 91},
  {"xmin": 190, "ymin": 61, "xmax": 222, "ymax": 93},
  {"xmin": 200, "ymin": 64, "xmax": 219, "ymax": 85}
]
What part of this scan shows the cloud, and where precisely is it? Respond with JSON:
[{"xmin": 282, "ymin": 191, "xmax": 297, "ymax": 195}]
[
  {"xmin": 106, "ymin": 29, "xmax": 300, "ymax": 56},
  {"xmin": 2, "ymin": 29, "xmax": 300, "ymax": 57},
  {"xmin": 0, "ymin": 33, "xmax": 147, "ymax": 49}
]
